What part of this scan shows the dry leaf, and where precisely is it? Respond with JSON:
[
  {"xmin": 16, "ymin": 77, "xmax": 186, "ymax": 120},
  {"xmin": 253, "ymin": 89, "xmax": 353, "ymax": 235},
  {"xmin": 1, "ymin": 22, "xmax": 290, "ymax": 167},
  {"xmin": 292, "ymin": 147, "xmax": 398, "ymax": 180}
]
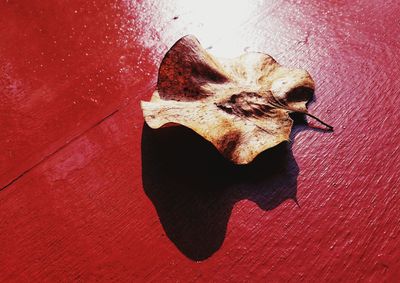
[{"xmin": 141, "ymin": 35, "xmax": 332, "ymax": 164}]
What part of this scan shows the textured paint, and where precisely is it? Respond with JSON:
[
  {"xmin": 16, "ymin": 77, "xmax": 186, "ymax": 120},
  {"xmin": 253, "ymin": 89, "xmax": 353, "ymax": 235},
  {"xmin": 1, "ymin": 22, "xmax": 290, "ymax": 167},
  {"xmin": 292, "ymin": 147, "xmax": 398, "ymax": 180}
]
[{"xmin": 1, "ymin": 0, "xmax": 400, "ymax": 281}]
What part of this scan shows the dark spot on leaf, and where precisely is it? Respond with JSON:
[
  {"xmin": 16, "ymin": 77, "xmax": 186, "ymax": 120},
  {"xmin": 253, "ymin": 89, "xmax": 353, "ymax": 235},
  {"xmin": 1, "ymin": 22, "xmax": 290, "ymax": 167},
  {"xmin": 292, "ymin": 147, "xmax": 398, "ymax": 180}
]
[{"xmin": 286, "ymin": 87, "xmax": 314, "ymax": 102}]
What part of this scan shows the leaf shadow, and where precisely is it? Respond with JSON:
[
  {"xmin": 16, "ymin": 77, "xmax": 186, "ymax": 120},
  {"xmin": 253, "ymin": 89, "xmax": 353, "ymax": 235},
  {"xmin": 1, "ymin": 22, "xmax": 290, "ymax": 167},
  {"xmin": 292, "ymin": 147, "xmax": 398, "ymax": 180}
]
[{"xmin": 141, "ymin": 118, "xmax": 316, "ymax": 260}]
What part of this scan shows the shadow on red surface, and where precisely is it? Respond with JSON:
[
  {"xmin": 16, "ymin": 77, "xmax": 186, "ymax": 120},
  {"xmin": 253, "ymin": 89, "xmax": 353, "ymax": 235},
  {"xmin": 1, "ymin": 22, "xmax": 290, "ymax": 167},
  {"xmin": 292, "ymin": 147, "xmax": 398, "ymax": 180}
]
[{"xmin": 141, "ymin": 123, "xmax": 302, "ymax": 260}]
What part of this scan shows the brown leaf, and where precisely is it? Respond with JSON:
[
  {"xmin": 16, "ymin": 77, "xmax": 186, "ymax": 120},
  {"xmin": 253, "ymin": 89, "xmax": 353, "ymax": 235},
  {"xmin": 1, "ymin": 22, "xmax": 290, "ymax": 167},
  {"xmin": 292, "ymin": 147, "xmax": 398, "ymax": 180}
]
[{"xmin": 141, "ymin": 35, "xmax": 332, "ymax": 164}]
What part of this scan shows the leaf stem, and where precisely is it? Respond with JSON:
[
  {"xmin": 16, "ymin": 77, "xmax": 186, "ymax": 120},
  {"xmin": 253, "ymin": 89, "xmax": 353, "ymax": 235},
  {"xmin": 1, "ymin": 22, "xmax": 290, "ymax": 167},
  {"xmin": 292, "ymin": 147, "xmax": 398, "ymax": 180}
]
[{"xmin": 303, "ymin": 112, "xmax": 334, "ymax": 131}]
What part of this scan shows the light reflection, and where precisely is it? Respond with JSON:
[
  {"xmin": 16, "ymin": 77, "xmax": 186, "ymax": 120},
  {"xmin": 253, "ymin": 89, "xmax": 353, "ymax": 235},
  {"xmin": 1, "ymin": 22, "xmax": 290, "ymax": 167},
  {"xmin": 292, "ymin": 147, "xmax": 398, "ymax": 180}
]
[
  {"xmin": 122, "ymin": 0, "xmax": 265, "ymax": 59},
  {"xmin": 168, "ymin": 0, "xmax": 265, "ymax": 57},
  {"xmin": 122, "ymin": 0, "xmax": 313, "ymax": 66}
]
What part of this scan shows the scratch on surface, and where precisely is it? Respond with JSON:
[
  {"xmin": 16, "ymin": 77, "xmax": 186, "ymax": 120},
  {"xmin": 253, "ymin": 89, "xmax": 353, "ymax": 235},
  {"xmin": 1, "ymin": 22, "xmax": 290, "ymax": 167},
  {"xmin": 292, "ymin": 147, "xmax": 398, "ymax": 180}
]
[
  {"xmin": 0, "ymin": 109, "xmax": 119, "ymax": 192},
  {"xmin": 297, "ymin": 31, "xmax": 311, "ymax": 46}
]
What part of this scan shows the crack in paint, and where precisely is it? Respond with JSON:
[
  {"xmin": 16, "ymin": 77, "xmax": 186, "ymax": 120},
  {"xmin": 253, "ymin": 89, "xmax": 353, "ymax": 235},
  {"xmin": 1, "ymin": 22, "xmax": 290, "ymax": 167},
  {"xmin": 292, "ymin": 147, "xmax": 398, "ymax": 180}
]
[{"xmin": 0, "ymin": 109, "xmax": 119, "ymax": 192}]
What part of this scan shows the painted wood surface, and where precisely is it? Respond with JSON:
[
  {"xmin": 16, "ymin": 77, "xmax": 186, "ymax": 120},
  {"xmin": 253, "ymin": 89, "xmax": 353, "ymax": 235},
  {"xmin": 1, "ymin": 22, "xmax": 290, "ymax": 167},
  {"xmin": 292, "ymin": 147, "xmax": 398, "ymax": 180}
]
[{"xmin": 1, "ymin": 0, "xmax": 400, "ymax": 281}]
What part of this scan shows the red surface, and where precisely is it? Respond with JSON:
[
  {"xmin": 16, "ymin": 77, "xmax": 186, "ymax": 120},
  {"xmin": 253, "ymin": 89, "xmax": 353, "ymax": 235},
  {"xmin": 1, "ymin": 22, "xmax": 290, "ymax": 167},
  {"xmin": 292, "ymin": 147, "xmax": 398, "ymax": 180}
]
[{"xmin": 1, "ymin": 0, "xmax": 400, "ymax": 281}]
